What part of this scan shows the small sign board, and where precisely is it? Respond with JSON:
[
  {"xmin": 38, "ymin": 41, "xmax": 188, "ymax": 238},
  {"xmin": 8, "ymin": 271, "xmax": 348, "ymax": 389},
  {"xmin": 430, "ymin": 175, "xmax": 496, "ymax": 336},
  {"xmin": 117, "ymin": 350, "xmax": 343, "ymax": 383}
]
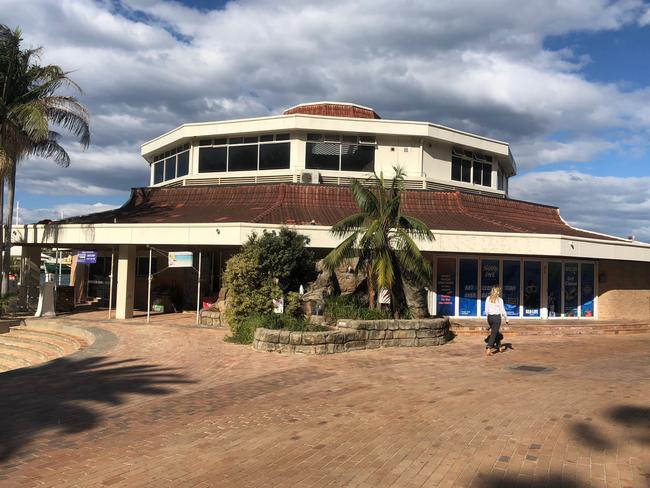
[
  {"xmin": 168, "ymin": 251, "xmax": 194, "ymax": 268},
  {"xmin": 272, "ymin": 297, "xmax": 284, "ymax": 314},
  {"xmin": 77, "ymin": 251, "xmax": 97, "ymax": 264}
]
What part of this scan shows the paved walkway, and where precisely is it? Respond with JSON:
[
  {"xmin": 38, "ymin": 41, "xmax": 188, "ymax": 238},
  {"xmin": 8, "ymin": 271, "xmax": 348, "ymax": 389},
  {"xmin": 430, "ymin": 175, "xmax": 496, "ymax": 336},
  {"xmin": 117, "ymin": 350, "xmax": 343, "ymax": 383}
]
[{"xmin": 0, "ymin": 312, "xmax": 649, "ymax": 487}]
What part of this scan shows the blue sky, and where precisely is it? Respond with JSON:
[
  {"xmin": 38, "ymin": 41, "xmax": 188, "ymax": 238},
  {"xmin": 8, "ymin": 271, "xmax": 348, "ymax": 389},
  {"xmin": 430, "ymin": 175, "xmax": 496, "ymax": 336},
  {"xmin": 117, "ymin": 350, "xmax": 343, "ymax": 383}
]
[{"xmin": 3, "ymin": 0, "xmax": 650, "ymax": 241}]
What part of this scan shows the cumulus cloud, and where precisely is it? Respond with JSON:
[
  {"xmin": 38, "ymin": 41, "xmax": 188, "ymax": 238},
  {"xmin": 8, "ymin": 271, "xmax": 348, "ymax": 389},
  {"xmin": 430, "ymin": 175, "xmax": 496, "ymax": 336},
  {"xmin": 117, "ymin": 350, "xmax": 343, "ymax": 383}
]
[
  {"xmin": 16, "ymin": 202, "xmax": 120, "ymax": 225},
  {"xmin": 510, "ymin": 171, "xmax": 650, "ymax": 242},
  {"xmin": 3, "ymin": 0, "xmax": 650, "ymax": 234}
]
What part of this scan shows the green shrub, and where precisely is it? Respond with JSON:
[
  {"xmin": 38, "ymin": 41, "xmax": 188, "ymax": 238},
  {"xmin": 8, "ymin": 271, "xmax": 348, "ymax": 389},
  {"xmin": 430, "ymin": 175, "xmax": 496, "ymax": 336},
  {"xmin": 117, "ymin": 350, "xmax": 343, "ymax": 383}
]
[
  {"xmin": 223, "ymin": 227, "xmax": 316, "ymax": 339},
  {"xmin": 285, "ymin": 291, "xmax": 304, "ymax": 318},
  {"xmin": 324, "ymin": 294, "xmax": 390, "ymax": 323},
  {"xmin": 225, "ymin": 313, "xmax": 328, "ymax": 344}
]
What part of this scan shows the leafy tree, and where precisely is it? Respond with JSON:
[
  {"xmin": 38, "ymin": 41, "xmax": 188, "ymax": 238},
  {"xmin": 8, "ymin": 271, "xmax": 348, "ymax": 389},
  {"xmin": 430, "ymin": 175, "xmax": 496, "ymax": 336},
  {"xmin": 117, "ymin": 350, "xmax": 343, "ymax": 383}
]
[
  {"xmin": 0, "ymin": 25, "xmax": 90, "ymax": 296},
  {"xmin": 222, "ymin": 227, "xmax": 315, "ymax": 335},
  {"xmin": 247, "ymin": 227, "xmax": 316, "ymax": 293},
  {"xmin": 323, "ymin": 167, "xmax": 434, "ymax": 318}
]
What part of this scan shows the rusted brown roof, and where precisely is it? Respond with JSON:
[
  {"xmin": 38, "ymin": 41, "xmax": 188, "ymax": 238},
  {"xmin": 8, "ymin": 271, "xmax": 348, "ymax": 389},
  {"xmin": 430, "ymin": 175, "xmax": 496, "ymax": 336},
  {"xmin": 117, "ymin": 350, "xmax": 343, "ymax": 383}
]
[
  {"xmin": 283, "ymin": 102, "xmax": 381, "ymax": 119},
  {"xmin": 55, "ymin": 183, "xmax": 621, "ymax": 242}
]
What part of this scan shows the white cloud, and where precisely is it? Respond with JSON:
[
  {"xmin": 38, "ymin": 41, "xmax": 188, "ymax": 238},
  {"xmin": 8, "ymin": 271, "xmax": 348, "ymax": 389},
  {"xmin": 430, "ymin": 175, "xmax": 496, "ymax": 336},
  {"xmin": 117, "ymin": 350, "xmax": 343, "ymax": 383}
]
[
  {"xmin": 3, "ymin": 0, "xmax": 650, "ymax": 240},
  {"xmin": 510, "ymin": 171, "xmax": 650, "ymax": 242},
  {"xmin": 16, "ymin": 202, "xmax": 120, "ymax": 224}
]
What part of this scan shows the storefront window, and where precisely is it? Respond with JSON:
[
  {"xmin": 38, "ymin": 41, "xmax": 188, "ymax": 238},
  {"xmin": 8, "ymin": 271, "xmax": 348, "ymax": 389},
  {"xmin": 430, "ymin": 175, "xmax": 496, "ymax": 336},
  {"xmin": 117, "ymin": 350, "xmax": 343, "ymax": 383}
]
[
  {"xmin": 436, "ymin": 258, "xmax": 456, "ymax": 316},
  {"xmin": 564, "ymin": 262, "xmax": 579, "ymax": 317},
  {"xmin": 502, "ymin": 260, "xmax": 520, "ymax": 316},
  {"xmin": 458, "ymin": 259, "xmax": 478, "ymax": 316},
  {"xmin": 581, "ymin": 263, "xmax": 595, "ymax": 317},
  {"xmin": 547, "ymin": 262, "xmax": 562, "ymax": 317},
  {"xmin": 480, "ymin": 259, "xmax": 499, "ymax": 315},
  {"xmin": 523, "ymin": 261, "xmax": 541, "ymax": 317}
]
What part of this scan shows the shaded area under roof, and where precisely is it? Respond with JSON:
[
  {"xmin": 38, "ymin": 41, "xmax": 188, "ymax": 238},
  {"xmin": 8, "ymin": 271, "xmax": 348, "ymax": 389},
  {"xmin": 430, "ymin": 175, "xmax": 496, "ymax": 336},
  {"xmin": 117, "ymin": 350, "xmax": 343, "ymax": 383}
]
[{"xmin": 51, "ymin": 183, "xmax": 621, "ymax": 242}]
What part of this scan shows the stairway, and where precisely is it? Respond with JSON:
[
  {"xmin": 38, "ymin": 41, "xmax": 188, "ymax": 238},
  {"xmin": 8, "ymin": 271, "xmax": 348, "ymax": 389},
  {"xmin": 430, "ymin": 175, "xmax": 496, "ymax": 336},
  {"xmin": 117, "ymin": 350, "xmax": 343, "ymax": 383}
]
[
  {"xmin": 450, "ymin": 319, "xmax": 650, "ymax": 337},
  {"xmin": 0, "ymin": 321, "xmax": 95, "ymax": 373}
]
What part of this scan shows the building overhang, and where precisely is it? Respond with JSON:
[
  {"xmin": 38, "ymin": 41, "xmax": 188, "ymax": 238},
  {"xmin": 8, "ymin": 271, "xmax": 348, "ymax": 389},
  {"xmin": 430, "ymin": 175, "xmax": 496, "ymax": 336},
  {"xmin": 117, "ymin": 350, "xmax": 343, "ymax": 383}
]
[{"xmin": 13, "ymin": 222, "xmax": 650, "ymax": 263}]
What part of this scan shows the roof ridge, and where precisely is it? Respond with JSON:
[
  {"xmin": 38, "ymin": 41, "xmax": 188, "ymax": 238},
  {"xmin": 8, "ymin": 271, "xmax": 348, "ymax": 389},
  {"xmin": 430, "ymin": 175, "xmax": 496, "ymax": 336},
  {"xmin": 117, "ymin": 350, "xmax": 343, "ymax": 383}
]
[{"xmin": 252, "ymin": 183, "xmax": 287, "ymax": 223}]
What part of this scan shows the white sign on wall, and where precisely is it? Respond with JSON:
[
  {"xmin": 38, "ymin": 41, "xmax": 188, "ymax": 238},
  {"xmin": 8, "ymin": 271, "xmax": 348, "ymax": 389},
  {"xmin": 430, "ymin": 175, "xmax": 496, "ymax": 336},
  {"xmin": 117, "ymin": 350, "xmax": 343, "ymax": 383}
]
[{"xmin": 168, "ymin": 251, "xmax": 194, "ymax": 268}]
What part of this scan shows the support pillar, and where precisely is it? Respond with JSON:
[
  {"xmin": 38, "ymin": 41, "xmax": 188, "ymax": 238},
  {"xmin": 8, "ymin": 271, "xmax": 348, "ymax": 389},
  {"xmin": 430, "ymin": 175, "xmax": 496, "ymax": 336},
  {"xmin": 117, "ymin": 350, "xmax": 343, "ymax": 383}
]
[
  {"xmin": 20, "ymin": 246, "xmax": 41, "ymax": 311},
  {"xmin": 115, "ymin": 244, "xmax": 136, "ymax": 319}
]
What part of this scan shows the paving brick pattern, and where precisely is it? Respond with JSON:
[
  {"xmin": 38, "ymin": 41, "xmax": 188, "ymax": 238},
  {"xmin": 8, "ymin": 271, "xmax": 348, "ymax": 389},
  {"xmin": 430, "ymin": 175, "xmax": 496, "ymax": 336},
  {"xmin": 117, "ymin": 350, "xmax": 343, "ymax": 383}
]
[{"xmin": 1, "ymin": 311, "xmax": 649, "ymax": 487}]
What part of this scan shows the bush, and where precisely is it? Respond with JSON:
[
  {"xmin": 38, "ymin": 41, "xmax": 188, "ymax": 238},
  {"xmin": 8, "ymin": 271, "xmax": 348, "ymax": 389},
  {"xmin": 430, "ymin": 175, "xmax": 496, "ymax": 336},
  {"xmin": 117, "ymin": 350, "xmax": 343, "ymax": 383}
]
[
  {"xmin": 324, "ymin": 294, "xmax": 390, "ymax": 323},
  {"xmin": 249, "ymin": 228, "xmax": 317, "ymax": 293},
  {"xmin": 285, "ymin": 291, "xmax": 304, "ymax": 318},
  {"xmin": 225, "ymin": 313, "xmax": 329, "ymax": 344}
]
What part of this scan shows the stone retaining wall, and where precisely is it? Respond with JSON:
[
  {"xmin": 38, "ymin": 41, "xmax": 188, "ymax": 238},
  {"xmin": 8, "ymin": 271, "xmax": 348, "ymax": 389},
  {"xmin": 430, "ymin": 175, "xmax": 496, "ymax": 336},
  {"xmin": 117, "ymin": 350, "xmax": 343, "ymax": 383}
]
[
  {"xmin": 253, "ymin": 318, "xmax": 451, "ymax": 354},
  {"xmin": 199, "ymin": 309, "xmax": 223, "ymax": 327}
]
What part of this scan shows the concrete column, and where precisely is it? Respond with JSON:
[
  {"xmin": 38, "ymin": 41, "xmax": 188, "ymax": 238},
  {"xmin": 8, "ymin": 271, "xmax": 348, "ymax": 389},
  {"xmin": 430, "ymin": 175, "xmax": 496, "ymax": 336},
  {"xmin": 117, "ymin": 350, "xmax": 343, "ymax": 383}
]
[
  {"xmin": 116, "ymin": 244, "xmax": 136, "ymax": 319},
  {"xmin": 20, "ymin": 246, "xmax": 41, "ymax": 310}
]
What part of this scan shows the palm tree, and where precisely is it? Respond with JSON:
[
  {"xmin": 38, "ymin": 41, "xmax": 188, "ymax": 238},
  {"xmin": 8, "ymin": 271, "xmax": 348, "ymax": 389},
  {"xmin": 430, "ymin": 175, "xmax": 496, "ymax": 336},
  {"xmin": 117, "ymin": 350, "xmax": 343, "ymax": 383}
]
[
  {"xmin": 323, "ymin": 167, "xmax": 434, "ymax": 318},
  {"xmin": 0, "ymin": 25, "xmax": 90, "ymax": 297}
]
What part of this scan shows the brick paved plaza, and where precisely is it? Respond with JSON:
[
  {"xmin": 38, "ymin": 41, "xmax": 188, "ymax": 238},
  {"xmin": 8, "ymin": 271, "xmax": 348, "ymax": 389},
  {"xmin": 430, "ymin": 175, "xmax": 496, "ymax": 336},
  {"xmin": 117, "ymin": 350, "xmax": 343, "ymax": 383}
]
[{"xmin": 0, "ymin": 313, "xmax": 649, "ymax": 487}]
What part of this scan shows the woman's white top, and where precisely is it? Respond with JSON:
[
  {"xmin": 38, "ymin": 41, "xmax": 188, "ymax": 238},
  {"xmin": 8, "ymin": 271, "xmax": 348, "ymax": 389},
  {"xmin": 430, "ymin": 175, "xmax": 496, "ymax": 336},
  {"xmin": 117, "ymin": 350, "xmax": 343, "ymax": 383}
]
[{"xmin": 485, "ymin": 297, "xmax": 507, "ymax": 319}]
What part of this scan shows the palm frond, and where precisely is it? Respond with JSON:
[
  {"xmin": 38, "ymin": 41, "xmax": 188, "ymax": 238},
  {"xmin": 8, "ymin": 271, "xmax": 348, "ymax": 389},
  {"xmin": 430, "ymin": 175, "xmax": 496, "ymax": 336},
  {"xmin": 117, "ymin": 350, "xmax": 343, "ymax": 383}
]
[
  {"xmin": 330, "ymin": 212, "xmax": 367, "ymax": 238},
  {"xmin": 322, "ymin": 232, "xmax": 359, "ymax": 272},
  {"xmin": 29, "ymin": 138, "xmax": 70, "ymax": 166},
  {"xmin": 398, "ymin": 215, "xmax": 435, "ymax": 241}
]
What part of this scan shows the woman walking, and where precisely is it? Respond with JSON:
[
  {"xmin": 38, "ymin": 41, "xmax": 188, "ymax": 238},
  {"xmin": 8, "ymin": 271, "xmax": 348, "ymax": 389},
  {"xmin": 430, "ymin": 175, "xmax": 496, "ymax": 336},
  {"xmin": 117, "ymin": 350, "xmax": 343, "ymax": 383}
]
[{"xmin": 485, "ymin": 286, "xmax": 509, "ymax": 356}]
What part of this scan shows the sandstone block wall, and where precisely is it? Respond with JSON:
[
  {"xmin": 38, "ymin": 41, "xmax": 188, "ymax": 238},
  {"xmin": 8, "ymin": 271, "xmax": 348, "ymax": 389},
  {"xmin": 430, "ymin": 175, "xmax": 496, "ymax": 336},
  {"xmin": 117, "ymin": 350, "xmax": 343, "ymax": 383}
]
[
  {"xmin": 598, "ymin": 260, "xmax": 650, "ymax": 321},
  {"xmin": 252, "ymin": 318, "xmax": 452, "ymax": 354},
  {"xmin": 199, "ymin": 309, "xmax": 223, "ymax": 327}
]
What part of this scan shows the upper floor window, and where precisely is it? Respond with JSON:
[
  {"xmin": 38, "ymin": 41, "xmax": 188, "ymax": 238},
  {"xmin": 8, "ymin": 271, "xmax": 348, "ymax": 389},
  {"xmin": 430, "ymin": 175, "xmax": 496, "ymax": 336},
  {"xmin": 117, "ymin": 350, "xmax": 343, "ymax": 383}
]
[
  {"xmin": 198, "ymin": 134, "xmax": 290, "ymax": 173},
  {"xmin": 306, "ymin": 133, "xmax": 375, "ymax": 172},
  {"xmin": 151, "ymin": 143, "xmax": 190, "ymax": 184},
  {"xmin": 451, "ymin": 148, "xmax": 493, "ymax": 187}
]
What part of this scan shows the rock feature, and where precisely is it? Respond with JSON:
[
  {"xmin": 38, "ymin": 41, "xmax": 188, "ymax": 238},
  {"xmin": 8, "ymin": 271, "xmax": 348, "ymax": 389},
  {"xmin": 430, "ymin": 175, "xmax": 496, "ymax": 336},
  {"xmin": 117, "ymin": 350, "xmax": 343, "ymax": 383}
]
[{"xmin": 252, "ymin": 317, "xmax": 452, "ymax": 354}]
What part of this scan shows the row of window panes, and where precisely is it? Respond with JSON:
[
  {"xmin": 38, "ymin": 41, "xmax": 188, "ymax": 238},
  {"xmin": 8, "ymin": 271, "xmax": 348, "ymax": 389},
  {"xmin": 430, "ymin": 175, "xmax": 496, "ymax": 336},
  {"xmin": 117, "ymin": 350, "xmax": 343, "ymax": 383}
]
[
  {"xmin": 451, "ymin": 156, "xmax": 492, "ymax": 186},
  {"xmin": 152, "ymin": 143, "xmax": 191, "ymax": 163},
  {"xmin": 307, "ymin": 133, "xmax": 376, "ymax": 144},
  {"xmin": 198, "ymin": 133, "xmax": 290, "ymax": 147},
  {"xmin": 152, "ymin": 150, "xmax": 190, "ymax": 184},
  {"xmin": 305, "ymin": 133, "xmax": 376, "ymax": 172},
  {"xmin": 435, "ymin": 258, "xmax": 595, "ymax": 318},
  {"xmin": 198, "ymin": 141, "xmax": 290, "ymax": 173}
]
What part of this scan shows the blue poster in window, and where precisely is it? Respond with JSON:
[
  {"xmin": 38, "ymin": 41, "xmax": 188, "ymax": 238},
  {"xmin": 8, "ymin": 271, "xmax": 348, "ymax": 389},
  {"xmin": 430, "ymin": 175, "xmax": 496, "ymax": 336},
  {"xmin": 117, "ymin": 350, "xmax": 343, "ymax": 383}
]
[
  {"xmin": 581, "ymin": 263, "xmax": 595, "ymax": 317},
  {"xmin": 564, "ymin": 262, "xmax": 579, "ymax": 317},
  {"xmin": 502, "ymin": 261, "xmax": 520, "ymax": 317},
  {"xmin": 547, "ymin": 262, "xmax": 562, "ymax": 317},
  {"xmin": 480, "ymin": 259, "xmax": 499, "ymax": 315},
  {"xmin": 523, "ymin": 261, "xmax": 541, "ymax": 317},
  {"xmin": 436, "ymin": 258, "xmax": 456, "ymax": 316},
  {"xmin": 459, "ymin": 259, "xmax": 478, "ymax": 316}
]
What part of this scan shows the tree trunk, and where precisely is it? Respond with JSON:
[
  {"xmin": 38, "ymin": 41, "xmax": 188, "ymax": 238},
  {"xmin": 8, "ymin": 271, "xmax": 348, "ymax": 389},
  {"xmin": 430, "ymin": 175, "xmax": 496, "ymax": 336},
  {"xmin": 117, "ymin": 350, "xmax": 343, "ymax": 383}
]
[
  {"xmin": 1, "ymin": 161, "xmax": 16, "ymax": 297},
  {"xmin": 365, "ymin": 262, "xmax": 377, "ymax": 310}
]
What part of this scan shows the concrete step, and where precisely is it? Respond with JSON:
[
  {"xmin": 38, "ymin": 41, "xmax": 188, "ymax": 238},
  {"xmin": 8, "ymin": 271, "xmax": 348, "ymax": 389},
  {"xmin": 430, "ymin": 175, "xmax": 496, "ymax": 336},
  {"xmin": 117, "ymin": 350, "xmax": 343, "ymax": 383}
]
[
  {"xmin": 0, "ymin": 335, "xmax": 65, "ymax": 357},
  {"xmin": 0, "ymin": 323, "xmax": 95, "ymax": 374},
  {"xmin": 0, "ymin": 342, "xmax": 50, "ymax": 363},
  {"xmin": 9, "ymin": 329, "xmax": 86, "ymax": 353},
  {"xmin": 0, "ymin": 352, "xmax": 33, "ymax": 370}
]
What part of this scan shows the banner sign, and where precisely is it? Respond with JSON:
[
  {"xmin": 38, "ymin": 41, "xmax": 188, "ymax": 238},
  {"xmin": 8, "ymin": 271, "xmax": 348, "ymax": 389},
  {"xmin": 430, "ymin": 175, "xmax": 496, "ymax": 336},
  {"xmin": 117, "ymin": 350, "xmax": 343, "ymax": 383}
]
[
  {"xmin": 77, "ymin": 251, "xmax": 97, "ymax": 265},
  {"xmin": 523, "ymin": 261, "xmax": 541, "ymax": 317},
  {"xmin": 168, "ymin": 251, "xmax": 194, "ymax": 268},
  {"xmin": 480, "ymin": 259, "xmax": 499, "ymax": 315},
  {"xmin": 436, "ymin": 258, "xmax": 456, "ymax": 316},
  {"xmin": 564, "ymin": 262, "xmax": 579, "ymax": 317},
  {"xmin": 458, "ymin": 259, "xmax": 478, "ymax": 316},
  {"xmin": 502, "ymin": 260, "xmax": 520, "ymax": 317}
]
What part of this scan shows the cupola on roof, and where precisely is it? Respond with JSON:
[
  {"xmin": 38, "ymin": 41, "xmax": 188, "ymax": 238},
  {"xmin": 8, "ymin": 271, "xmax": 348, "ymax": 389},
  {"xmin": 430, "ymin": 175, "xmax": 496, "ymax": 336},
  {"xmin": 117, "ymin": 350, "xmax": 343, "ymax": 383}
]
[{"xmin": 283, "ymin": 101, "xmax": 381, "ymax": 119}]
